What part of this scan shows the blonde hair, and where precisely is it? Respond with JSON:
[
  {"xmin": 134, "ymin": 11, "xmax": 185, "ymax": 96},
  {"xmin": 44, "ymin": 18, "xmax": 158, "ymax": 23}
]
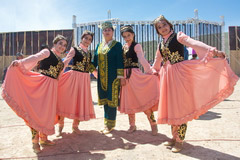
[
  {"xmin": 153, "ymin": 15, "xmax": 173, "ymax": 35},
  {"xmin": 53, "ymin": 34, "xmax": 68, "ymax": 44}
]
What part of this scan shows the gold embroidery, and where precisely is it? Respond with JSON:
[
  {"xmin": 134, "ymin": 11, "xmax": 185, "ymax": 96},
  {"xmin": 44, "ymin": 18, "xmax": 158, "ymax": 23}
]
[
  {"xmin": 177, "ymin": 124, "xmax": 187, "ymax": 140},
  {"xmin": 31, "ymin": 128, "xmax": 38, "ymax": 140},
  {"xmin": 72, "ymin": 60, "xmax": 84, "ymax": 71},
  {"xmin": 150, "ymin": 112, "xmax": 156, "ymax": 122},
  {"xmin": 104, "ymin": 118, "xmax": 116, "ymax": 129},
  {"xmin": 39, "ymin": 54, "xmax": 64, "ymax": 79},
  {"xmin": 117, "ymin": 69, "xmax": 124, "ymax": 77},
  {"xmin": 98, "ymin": 78, "xmax": 120, "ymax": 107},
  {"xmin": 98, "ymin": 41, "xmax": 117, "ymax": 91},
  {"xmin": 72, "ymin": 47, "xmax": 92, "ymax": 72},
  {"xmin": 110, "ymin": 78, "xmax": 120, "ymax": 106},
  {"xmin": 161, "ymin": 47, "xmax": 184, "ymax": 65},
  {"xmin": 169, "ymin": 50, "xmax": 184, "ymax": 64},
  {"xmin": 123, "ymin": 47, "xmax": 139, "ymax": 68},
  {"xmin": 89, "ymin": 63, "xmax": 96, "ymax": 73},
  {"xmin": 160, "ymin": 33, "xmax": 184, "ymax": 65}
]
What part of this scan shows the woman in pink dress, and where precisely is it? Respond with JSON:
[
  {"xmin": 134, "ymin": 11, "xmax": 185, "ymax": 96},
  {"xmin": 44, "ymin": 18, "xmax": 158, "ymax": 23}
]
[
  {"xmin": 57, "ymin": 30, "xmax": 96, "ymax": 136},
  {"xmin": 152, "ymin": 15, "xmax": 239, "ymax": 152},
  {"xmin": 119, "ymin": 25, "xmax": 159, "ymax": 135},
  {"xmin": 1, "ymin": 35, "xmax": 68, "ymax": 153}
]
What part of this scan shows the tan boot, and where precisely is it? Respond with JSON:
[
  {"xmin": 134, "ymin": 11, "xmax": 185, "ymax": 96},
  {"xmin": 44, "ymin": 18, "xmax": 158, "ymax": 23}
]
[
  {"xmin": 127, "ymin": 125, "xmax": 136, "ymax": 133},
  {"xmin": 163, "ymin": 139, "xmax": 176, "ymax": 146},
  {"xmin": 171, "ymin": 142, "xmax": 183, "ymax": 153},
  {"xmin": 32, "ymin": 143, "xmax": 41, "ymax": 153},
  {"xmin": 100, "ymin": 127, "xmax": 114, "ymax": 134},
  {"xmin": 151, "ymin": 124, "xmax": 158, "ymax": 136},
  {"xmin": 39, "ymin": 132, "xmax": 55, "ymax": 146},
  {"xmin": 72, "ymin": 127, "xmax": 81, "ymax": 135},
  {"xmin": 56, "ymin": 126, "xmax": 63, "ymax": 137},
  {"xmin": 144, "ymin": 110, "xmax": 157, "ymax": 135},
  {"xmin": 100, "ymin": 126, "xmax": 107, "ymax": 133},
  {"xmin": 40, "ymin": 140, "xmax": 55, "ymax": 146}
]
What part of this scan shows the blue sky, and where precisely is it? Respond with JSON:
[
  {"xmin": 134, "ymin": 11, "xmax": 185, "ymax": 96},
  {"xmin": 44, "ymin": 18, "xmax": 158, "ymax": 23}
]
[{"xmin": 1, "ymin": 0, "xmax": 239, "ymax": 33}]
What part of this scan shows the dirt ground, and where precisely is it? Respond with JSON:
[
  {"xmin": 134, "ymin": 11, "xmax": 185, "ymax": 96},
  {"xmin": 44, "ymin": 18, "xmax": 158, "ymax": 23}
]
[{"xmin": 0, "ymin": 80, "xmax": 240, "ymax": 160}]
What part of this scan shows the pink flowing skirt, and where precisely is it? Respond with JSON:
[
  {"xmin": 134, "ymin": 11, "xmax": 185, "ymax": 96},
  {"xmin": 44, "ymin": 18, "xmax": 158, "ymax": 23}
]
[
  {"xmin": 57, "ymin": 70, "xmax": 95, "ymax": 121},
  {"xmin": 119, "ymin": 68, "xmax": 159, "ymax": 114},
  {"xmin": 1, "ymin": 62, "xmax": 58, "ymax": 135},
  {"xmin": 157, "ymin": 56, "xmax": 239, "ymax": 125}
]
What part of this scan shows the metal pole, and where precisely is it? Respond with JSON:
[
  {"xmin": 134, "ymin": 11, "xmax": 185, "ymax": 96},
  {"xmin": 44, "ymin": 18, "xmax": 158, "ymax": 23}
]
[
  {"xmin": 2, "ymin": 34, "xmax": 6, "ymax": 76},
  {"xmin": 147, "ymin": 24, "xmax": 149, "ymax": 61},
  {"xmin": 194, "ymin": 9, "xmax": 199, "ymax": 40},
  {"xmin": 72, "ymin": 15, "xmax": 77, "ymax": 47},
  {"xmin": 220, "ymin": 16, "xmax": 225, "ymax": 52},
  {"xmin": 142, "ymin": 24, "xmax": 144, "ymax": 49},
  {"xmin": 152, "ymin": 24, "xmax": 155, "ymax": 61}
]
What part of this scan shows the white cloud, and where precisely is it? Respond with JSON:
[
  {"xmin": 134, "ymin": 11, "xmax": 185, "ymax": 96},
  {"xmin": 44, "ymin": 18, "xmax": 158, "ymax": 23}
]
[{"xmin": 0, "ymin": 0, "xmax": 72, "ymax": 32}]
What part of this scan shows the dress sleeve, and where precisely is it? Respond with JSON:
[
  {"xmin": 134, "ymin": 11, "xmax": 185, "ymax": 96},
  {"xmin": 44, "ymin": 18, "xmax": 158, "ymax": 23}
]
[
  {"xmin": 19, "ymin": 49, "xmax": 50, "ymax": 71},
  {"xmin": 134, "ymin": 44, "xmax": 152, "ymax": 74},
  {"xmin": 63, "ymin": 47, "xmax": 75, "ymax": 66},
  {"xmin": 151, "ymin": 44, "xmax": 162, "ymax": 73},
  {"xmin": 177, "ymin": 31, "xmax": 215, "ymax": 60}
]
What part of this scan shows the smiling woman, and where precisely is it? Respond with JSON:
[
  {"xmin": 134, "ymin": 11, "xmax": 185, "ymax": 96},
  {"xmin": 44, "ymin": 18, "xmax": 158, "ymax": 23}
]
[
  {"xmin": 92, "ymin": 21, "xmax": 124, "ymax": 134},
  {"xmin": 56, "ymin": 30, "xmax": 96, "ymax": 137},
  {"xmin": 1, "ymin": 34, "xmax": 68, "ymax": 154},
  {"xmin": 151, "ymin": 15, "xmax": 239, "ymax": 153},
  {"xmin": 119, "ymin": 25, "xmax": 159, "ymax": 135}
]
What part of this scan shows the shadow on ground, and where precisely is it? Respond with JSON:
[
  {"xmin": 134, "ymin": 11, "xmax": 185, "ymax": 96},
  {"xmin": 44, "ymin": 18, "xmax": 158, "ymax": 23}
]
[
  {"xmin": 35, "ymin": 129, "xmax": 168, "ymax": 159},
  {"xmin": 198, "ymin": 111, "xmax": 222, "ymax": 120},
  {"xmin": 34, "ymin": 129, "xmax": 240, "ymax": 160},
  {"xmin": 224, "ymin": 99, "xmax": 240, "ymax": 102},
  {"xmin": 180, "ymin": 142, "xmax": 240, "ymax": 160}
]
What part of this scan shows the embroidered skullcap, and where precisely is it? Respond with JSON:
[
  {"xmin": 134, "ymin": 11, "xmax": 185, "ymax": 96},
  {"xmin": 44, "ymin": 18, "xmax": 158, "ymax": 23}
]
[
  {"xmin": 99, "ymin": 21, "xmax": 114, "ymax": 30},
  {"xmin": 120, "ymin": 25, "xmax": 134, "ymax": 35}
]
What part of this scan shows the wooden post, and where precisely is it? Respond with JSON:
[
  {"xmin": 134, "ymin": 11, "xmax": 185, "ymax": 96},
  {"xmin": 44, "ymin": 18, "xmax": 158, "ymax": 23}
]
[
  {"xmin": 229, "ymin": 26, "xmax": 240, "ymax": 76},
  {"xmin": 3, "ymin": 33, "xmax": 6, "ymax": 74},
  {"xmin": 230, "ymin": 50, "xmax": 240, "ymax": 76}
]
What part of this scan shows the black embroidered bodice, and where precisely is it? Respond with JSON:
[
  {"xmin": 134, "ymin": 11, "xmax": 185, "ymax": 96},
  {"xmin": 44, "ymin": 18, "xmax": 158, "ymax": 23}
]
[
  {"xmin": 123, "ymin": 42, "xmax": 139, "ymax": 69},
  {"xmin": 159, "ymin": 33, "xmax": 184, "ymax": 65},
  {"xmin": 39, "ymin": 49, "xmax": 64, "ymax": 79},
  {"xmin": 71, "ymin": 47, "xmax": 93, "ymax": 73}
]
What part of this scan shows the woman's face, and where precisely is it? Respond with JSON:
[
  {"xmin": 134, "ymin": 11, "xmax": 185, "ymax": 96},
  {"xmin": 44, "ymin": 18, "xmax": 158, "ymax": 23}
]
[
  {"xmin": 81, "ymin": 34, "xmax": 92, "ymax": 47},
  {"xmin": 54, "ymin": 39, "xmax": 67, "ymax": 54},
  {"xmin": 122, "ymin": 32, "xmax": 134, "ymax": 44},
  {"xmin": 102, "ymin": 28, "xmax": 113, "ymax": 40},
  {"xmin": 156, "ymin": 20, "xmax": 171, "ymax": 36}
]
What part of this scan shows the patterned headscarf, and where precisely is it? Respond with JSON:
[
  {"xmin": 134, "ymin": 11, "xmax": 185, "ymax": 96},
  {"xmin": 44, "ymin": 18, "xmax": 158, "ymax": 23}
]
[{"xmin": 120, "ymin": 25, "xmax": 134, "ymax": 35}]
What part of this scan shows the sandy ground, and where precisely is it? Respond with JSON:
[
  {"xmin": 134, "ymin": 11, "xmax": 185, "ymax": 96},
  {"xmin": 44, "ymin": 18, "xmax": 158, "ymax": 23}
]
[{"xmin": 0, "ymin": 79, "xmax": 240, "ymax": 160}]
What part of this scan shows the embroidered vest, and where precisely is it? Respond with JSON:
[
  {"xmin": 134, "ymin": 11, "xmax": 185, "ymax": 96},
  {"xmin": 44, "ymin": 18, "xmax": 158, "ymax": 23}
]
[
  {"xmin": 159, "ymin": 33, "xmax": 184, "ymax": 65},
  {"xmin": 123, "ymin": 42, "xmax": 139, "ymax": 69},
  {"xmin": 71, "ymin": 47, "xmax": 92, "ymax": 73},
  {"xmin": 39, "ymin": 49, "xmax": 64, "ymax": 79}
]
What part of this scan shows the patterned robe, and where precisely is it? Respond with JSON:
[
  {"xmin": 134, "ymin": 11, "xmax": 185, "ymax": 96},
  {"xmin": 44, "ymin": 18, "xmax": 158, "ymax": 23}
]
[{"xmin": 93, "ymin": 40, "xmax": 124, "ymax": 107}]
